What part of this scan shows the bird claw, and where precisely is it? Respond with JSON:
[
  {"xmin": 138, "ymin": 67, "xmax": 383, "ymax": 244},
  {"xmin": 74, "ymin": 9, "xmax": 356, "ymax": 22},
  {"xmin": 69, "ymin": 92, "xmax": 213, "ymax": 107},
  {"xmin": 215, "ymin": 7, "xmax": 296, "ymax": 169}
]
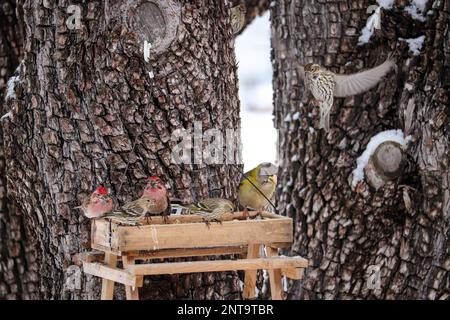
[
  {"xmin": 243, "ymin": 207, "xmax": 249, "ymax": 218},
  {"xmin": 163, "ymin": 215, "xmax": 169, "ymax": 224}
]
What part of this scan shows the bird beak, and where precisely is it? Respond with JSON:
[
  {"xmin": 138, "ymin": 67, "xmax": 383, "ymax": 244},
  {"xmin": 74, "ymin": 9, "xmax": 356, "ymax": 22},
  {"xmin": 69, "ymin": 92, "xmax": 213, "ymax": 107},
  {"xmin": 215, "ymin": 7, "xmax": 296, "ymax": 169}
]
[{"xmin": 260, "ymin": 164, "xmax": 278, "ymax": 176}]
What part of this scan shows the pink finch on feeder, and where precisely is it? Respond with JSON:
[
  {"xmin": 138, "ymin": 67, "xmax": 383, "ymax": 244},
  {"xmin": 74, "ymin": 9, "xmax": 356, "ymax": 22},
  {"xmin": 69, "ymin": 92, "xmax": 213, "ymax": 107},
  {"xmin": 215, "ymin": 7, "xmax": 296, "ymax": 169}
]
[
  {"xmin": 75, "ymin": 186, "xmax": 114, "ymax": 219},
  {"xmin": 104, "ymin": 176, "xmax": 171, "ymax": 225},
  {"xmin": 142, "ymin": 176, "xmax": 171, "ymax": 222}
]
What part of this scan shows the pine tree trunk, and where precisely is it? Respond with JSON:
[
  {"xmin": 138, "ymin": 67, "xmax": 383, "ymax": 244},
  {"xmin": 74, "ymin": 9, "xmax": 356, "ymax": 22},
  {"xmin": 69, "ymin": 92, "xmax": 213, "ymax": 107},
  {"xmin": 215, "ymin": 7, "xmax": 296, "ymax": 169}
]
[
  {"xmin": 272, "ymin": 0, "xmax": 449, "ymax": 299},
  {"xmin": 0, "ymin": 0, "xmax": 243, "ymax": 299}
]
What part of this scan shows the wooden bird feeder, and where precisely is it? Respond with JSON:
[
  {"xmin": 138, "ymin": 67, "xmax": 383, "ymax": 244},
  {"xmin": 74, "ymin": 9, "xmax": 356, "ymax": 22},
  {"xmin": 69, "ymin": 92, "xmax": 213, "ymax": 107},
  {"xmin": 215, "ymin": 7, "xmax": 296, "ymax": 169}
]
[{"xmin": 82, "ymin": 211, "xmax": 308, "ymax": 300}]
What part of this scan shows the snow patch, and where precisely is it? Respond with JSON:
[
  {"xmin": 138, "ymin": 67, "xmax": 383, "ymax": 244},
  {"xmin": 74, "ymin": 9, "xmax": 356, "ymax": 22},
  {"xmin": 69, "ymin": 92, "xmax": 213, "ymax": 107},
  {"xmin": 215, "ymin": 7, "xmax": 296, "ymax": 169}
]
[
  {"xmin": 377, "ymin": 0, "xmax": 394, "ymax": 8},
  {"xmin": 5, "ymin": 75, "xmax": 20, "ymax": 101},
  {"xmin": 401, "ymin": 36, "xmax": 425, "ymax": 56},
  {"xmin": 292, "ymin": 112, "xmax": 301, "ymax": 121},
  {"xmin": 358, "ymin": 0, "xmax": 395, "ymax": 45},
  {"xmin": 404, "ymin": 0, "xmax": 428, "ymax": 22},
  {"xmin": 358, "ymin": 7, "xmax": 381, "ymax": 45},
  {"xmin": 282, "ymin": 276, "xmax": 288, "ymax": 292},
  {"xmin": 144, "ymin": 41, "xmax": 152, "ymax": 62},
  {"xmin": 239, "ymin": 280, "xmax": 244, "ymax": 291},
  {"xmin": 351, "ymin": 129, "xmax": 410, "ymax": 187},
  {"xmin": 284, "ymin": 114, "xmax": 292, "ymax": 122},
  {"xmin": 1, "ymin": 112, "xmax": 12, "ymax": 120},
  {"xmin": 262, "ymin": 270, "xmax": 269, "ymax": 295}
]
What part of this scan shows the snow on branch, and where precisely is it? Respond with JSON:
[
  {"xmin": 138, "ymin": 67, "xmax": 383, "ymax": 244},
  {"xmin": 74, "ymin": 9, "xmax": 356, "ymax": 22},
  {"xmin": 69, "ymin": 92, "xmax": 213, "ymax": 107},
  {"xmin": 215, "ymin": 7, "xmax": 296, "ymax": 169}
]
[
  {"xmin": 358, "ymin": 0, "xmax": 394, "ymax": 45},
  {"xmin": 5, "ymin": 75, "xmax": 20, "ymax": 101},
  {"xmin": 1, "ymin": 112, "xmax": 12, "ymax": 120},
  {"xmin": 404, "ymin": 0, "xmax": 428, "ymax": 22},
  {"xmin": 401, "ymin": 36, "xmax": 426, "ymax": 56},
  {"xmin": 351, "ymin": 129, "xmax": 410, "ymax": 187}
]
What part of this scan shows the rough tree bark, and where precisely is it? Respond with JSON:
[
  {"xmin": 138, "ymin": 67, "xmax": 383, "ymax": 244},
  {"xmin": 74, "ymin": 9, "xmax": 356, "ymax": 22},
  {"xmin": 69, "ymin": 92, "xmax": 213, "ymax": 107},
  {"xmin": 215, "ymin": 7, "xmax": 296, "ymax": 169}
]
[
  {"xmin": 0, "ymin": 0, "xmax": 247, "ymax": 300},
  {"xmin": 273, "ymin": 0, "xmax": 449, "ymax": 299},
  {"xmin": 0, "ymin": 0, "xmax": 24, "ymax": 299}
]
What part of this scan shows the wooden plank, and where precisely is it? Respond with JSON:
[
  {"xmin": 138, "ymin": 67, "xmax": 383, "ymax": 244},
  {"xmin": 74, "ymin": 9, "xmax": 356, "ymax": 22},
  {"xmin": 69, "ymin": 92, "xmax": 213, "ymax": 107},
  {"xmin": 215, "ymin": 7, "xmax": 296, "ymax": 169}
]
[
  {"xmin": 129, "ymin": 246, "xmax": 248, "ymax": 259},
  {"xmin": 82, "ymin": 246, "xmax": 247, "ymax": 263},
  {"xmin": 266, "ymin": 246, "xmax": 283, "ymax": 300},
  {"xmin": 281, "ymin": 268, "xmax": 304, "ymax": 280},
  {"xmin": 127, "ymin": 257, "xmax": 308, "ymax": 276},
  {"xmin": 122, "ymin": 256, "xmax": 140, "ymax": 300},
  {"xmin": 264, "ymin": 242, "xmax": 292, "ymax": 249},
  {"xmin": 122, "ymin": 211, "xmax": 284, "ymax": 225},
  {"xmin": 91, "ymin": 219, "xmax": 121, "ymax": 253},
  {"xmin": 99, "ymin": 253, "xmax": 117, "ymax": 300},
  {"xmin": 242, "ymin": 244, "xmax": 260, "ymax": 299},
  {"xmin": 115, "ymin": 218, "xmax": 292, "ymax": 251},
  {"xmin": 84, "ymin": 261, "xmax": 139, "ymax": 287}
]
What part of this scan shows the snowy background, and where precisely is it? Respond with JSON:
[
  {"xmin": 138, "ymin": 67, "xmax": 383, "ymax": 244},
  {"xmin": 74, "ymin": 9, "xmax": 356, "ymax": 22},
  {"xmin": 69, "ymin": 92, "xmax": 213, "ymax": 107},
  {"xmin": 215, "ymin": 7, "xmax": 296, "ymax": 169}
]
[{"xmin": 235, "ymin": 12, "xmax": 277, "ymax": 171}]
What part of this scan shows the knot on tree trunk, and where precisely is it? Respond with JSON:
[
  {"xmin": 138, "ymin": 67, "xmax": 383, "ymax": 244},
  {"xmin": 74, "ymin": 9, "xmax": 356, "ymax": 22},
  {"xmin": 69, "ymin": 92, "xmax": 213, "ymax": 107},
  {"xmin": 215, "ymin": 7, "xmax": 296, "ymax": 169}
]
[
  {"xmin": 129, "ymin": 0, "xmax": 181, "ymax": 56},
  {"xmin": 366, "ymin": 141, "xmax": 405, "ymax": 190}
]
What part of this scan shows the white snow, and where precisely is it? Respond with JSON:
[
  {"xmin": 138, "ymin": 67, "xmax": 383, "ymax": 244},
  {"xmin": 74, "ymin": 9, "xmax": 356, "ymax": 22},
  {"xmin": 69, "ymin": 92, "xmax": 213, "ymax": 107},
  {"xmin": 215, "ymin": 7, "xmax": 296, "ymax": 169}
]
[
  {"xmin": 144, "ymin": 41, "xmax": 152, "ymax": 62},
  {"xmin": 282, "ymin": 276, "xmax": 288, "ymax": 292},
  {"xmin": 5, "ymin": 75, "xmax": 20, "ymax": 101},
  {"xmin": 404, "ymin": 0, "xmax": 428, "ymax": 22},
  {"xmin": 358, "ymin": 0, "xmax": 395, "ymax": 45},
  {"xmin": 351, "ymin": 129, "xmax": 410, "ymax": 187},
  {"xmin": 377, "ymin": 0, "xmax": 394, "ymax": 8},
  {"xmin": 261, "ymin": 270, "xmax": 269, "ymax": 294},
  {"xmin": 1, "ymin": 112, "xmax": 12, "ymax": 120},
  {"xmin": 358, "ymin": 7, "xmax": 381, "ymax": 45},
  {"xmin": 292, "ymin": 112, "xmax": 301, "ymax": 121},
  {"xmin": 235, "ymin": 12, "xmax": 277, "ymax": 171},
  {"xmin": 402, "ymin": 36, "xmax": 426, "ymax": 56},
  {"xmin": 284, "ymin": 114, "xmax": 292, "ymax": 122},
  {"xmin": 148, "ymin": 71, "xmax": 154, "ymax": 79}
]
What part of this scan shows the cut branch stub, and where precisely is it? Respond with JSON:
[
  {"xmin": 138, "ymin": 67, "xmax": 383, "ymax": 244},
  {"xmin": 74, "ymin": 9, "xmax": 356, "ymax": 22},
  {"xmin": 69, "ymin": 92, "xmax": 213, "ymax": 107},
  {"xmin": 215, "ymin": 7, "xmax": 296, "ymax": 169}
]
[
  {"xmin": 365, "ymin": 141, "xmax": 405, "ymax": 190},
  {"xmin": 129, "ymin": 0, "xmax": 181, "ymax": 56}
]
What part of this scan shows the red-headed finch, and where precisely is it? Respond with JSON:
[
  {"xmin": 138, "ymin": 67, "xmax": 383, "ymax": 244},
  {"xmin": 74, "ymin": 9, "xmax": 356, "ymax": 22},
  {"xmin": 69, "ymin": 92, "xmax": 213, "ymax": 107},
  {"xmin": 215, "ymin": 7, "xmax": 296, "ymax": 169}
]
[{"xmin": 75, "ymin": 186, "xmax": 114, "ymax": 219}]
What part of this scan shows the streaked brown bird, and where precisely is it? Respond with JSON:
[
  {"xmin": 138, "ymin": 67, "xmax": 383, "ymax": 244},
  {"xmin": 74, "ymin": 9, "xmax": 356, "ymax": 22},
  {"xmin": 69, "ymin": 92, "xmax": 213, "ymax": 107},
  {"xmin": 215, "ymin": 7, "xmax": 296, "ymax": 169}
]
[
  {"xmin": 298, "ymin": 58, "xmax": 396, "ymax": 131},
  {"xmin": 231, "ymin": 4, "xmax": 246, "ymax": 35},
  {"xmin": 104, "ymin": 197, "xmax": 157, "ymax": 225},
  {"xmin": 185, "ymin": 198, "xmax": 235, "ymax": 227}
]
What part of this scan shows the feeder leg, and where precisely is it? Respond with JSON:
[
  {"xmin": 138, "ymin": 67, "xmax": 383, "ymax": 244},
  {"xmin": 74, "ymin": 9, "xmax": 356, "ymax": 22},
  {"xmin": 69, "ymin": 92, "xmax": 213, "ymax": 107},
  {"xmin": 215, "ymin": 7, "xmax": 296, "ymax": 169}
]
[
  {"xmin": 101, "ymin": 252, "xmax": 118, "ymax": 300},
  {"xmin": 122, "ymin": 256, "xmax": 140, "ymax": 300},
  {"xmin": 242, "ymin": 244, "xmax": 260, "ymax": 299},
  {"xmin": 266, "ymin": 246, "xmax": 283, "ymax": 300}
]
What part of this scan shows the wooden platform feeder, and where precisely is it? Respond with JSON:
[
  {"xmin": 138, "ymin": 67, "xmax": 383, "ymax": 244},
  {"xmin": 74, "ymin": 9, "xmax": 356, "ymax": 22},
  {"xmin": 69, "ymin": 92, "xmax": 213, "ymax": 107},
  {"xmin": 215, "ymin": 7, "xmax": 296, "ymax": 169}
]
[{"xmin": 82, "ymin": 211, "xmax": 308, "ymax": 300}]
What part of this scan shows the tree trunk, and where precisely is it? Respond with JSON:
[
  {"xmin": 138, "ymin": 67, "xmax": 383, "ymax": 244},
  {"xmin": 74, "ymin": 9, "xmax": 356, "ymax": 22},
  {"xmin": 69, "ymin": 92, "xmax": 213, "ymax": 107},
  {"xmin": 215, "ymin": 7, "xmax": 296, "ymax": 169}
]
[
  {"xmin": 1, "ymin": 0, "xmax": 244, "ymax": 300},
  {"xmin": 0, "ymin": 0, "xmax": 25, "ymax": 299},
  {"xmin": 272, "ymin": 0, "xmax": 449, "ymax": 299}
]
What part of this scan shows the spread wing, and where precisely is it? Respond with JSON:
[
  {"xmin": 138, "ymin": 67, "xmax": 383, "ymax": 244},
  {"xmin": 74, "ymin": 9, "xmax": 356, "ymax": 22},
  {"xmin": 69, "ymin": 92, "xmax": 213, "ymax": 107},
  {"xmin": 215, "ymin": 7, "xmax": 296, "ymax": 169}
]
[{"xmin": 333, "ymin": 59, "xmax": 395, "ymax": 97}]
